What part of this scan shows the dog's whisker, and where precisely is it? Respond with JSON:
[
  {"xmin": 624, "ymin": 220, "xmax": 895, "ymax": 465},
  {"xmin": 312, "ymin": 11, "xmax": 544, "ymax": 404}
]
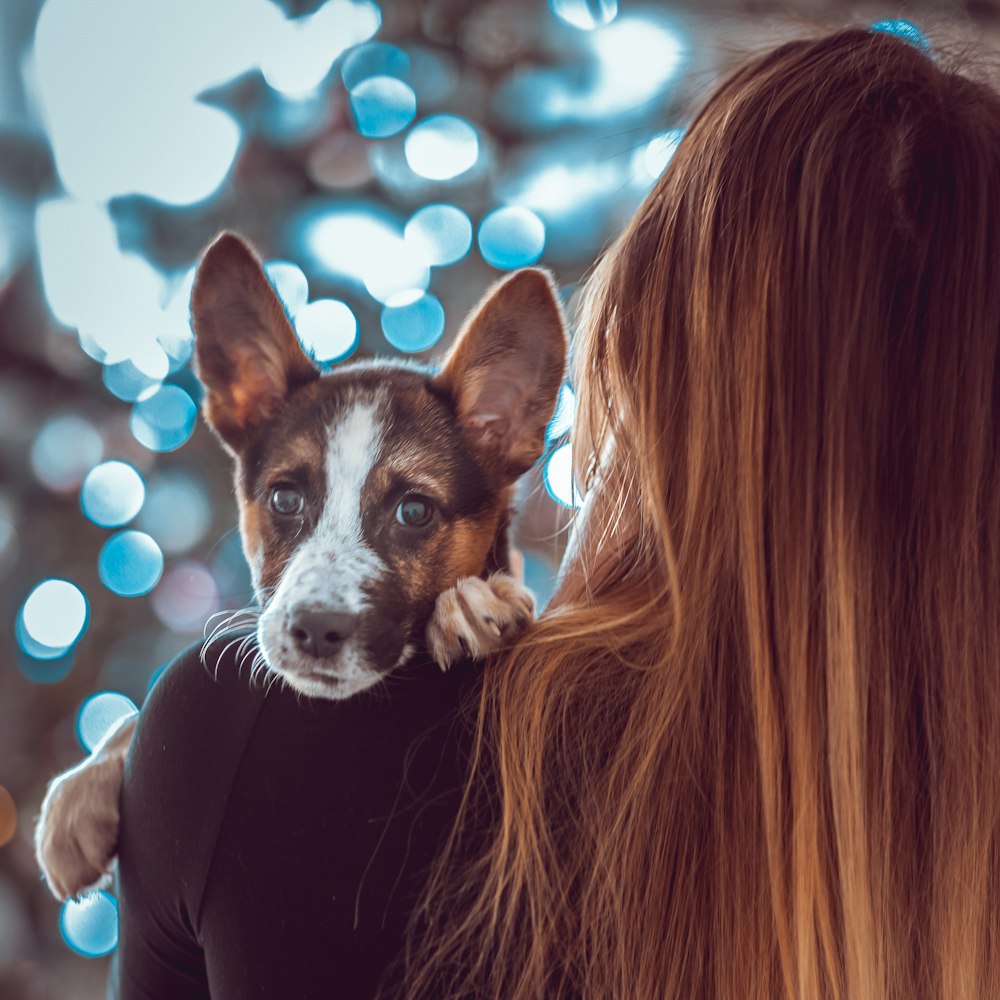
[
  {"xmin": 211, "ymin": 634, "xmax": 257, "ymax": 683},
  {"xmin": 236, "ymin": 632, "xmax": 258, "ymax": 663},
  {"xmin": 201, "ymin": 606, "xmax": 262, "ymax": 673},
  {"xmin": 204, "ymin": 608, "xmax": 260, "ymax": 642},
  {"xmin": 263, "ymin": 662, "xmax": 284, "ymax": 695},
  {"xmin": 250, "ymin": 652, "xmax": 272, "ymax": 689},
  {"xmin": 202, "ymin": 616, "xmax": 258, "ymax": 651}
]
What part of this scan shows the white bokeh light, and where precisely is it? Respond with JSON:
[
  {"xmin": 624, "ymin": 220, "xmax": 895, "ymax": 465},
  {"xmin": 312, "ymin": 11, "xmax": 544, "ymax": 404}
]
[
  {"xmin": 295, "ymin": 299, "xmax": 359, "ymax": 363},
  {"xmin": 35, "ymin": 199, "xmax": 187, "ymax": 372},
  {"xmin": 21, "ymin": 579, "xmax": 88, "ymax": 650},
  {"xmin": 404, "ymin": 115, "xmax": 480, "ymax": 181},
  {"xmin": 301, "ymin": 207, "xmax": 430, "ymax": 305},
  {"xmin": 497, "ymin": 14, "xmax": 685, "ymax": 130},
  {"xmin": 265, "ymin": 260, "xmax": 310, "ymax": 317},
  {"xmin": 34, "ymin": 0, "xmax": 251, "ymax": 205},
  {"xmin": 543, "ymin": 443, "xmax": 583, "ymax": 509},
  {"xmin": 262, "ymin": 0, "xmax": 381, "ymax": 96},
  {"xmin": 546, "ymin": 384, "xmax": 577, "ymax": 440},
  {"xmin": 76, "ymin": 692, "xmax": 138, "ymax": 753},
  {"xmin": 80, "ymin": 461, "xmax": 145, "ymax": 527},
  {"xmin": 550, "ymin": 0, "xmax": 618, "ymax": 30},
  {"xmin": 641, "ymin": 129, "xmax": 684, "ymax": 179},
  {"xmin": 404, "ymin": 204, "xmax": 472, "ymax": 267}
]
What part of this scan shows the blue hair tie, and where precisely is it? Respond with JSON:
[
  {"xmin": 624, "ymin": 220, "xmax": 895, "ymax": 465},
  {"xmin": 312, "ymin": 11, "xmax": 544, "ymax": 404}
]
[{"xmin": 870, "ymin": 19, "xmax": 931, "ymax": 54}]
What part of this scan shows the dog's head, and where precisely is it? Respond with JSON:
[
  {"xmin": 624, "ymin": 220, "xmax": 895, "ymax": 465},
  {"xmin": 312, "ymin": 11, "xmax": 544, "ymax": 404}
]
[{"xmin": 191, "ymin": 233, "xmax": 566, "ymax": 699}]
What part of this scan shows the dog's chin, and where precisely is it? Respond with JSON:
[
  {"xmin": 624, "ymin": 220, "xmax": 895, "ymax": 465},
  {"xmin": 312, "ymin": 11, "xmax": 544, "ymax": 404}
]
[
  {"xmin": 277, "ymin": 666, "xmax": 381, "ymax": 701},
  {"xmin": 261, "ymin": 642, "xmax": 417, "ymax": 702}
]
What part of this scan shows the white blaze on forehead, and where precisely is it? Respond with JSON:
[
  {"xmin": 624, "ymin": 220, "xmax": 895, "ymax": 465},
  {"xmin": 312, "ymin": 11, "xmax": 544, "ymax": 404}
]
[{"xmin": 269, "ymin": 396, "xmax": 386, "ymax": 616}]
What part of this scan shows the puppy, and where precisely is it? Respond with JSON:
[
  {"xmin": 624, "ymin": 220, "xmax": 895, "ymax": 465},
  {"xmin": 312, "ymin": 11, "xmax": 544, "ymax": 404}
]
[{"xmin": 35, "ymin": 232, "xmax": 567, "ymax": 900}]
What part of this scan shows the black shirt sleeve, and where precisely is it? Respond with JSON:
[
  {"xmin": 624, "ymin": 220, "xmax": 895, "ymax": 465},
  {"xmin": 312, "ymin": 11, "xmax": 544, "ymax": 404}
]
[{"xmin": 113, "ymin": 641, "xmax": 479, "ymax": 1000}]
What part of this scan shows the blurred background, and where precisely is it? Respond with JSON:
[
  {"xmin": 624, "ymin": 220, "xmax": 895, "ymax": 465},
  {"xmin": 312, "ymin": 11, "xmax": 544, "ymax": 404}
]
[{"xmin": 0, "ymin": 0, "xmax": 996, "ymax": 996}]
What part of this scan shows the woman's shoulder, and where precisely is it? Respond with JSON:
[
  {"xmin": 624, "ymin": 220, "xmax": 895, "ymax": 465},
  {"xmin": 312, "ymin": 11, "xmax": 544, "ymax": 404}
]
[
  {"xmin": 142, "ymin": 635, "xmax": 265, "ymax": 716},
  {"xmin": 118, "ymin": 639, "xmax": 267, "ymax": 911}
]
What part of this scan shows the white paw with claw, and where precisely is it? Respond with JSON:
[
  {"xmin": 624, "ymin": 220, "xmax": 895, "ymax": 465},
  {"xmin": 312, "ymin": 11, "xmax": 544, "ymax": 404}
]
[{"xmin": 427, "ymin": 571, "xmax": 535, "ymax": 671}]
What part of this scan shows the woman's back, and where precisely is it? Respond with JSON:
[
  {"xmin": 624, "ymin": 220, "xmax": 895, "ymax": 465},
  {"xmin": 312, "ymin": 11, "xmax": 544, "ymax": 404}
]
[{"xmin": 406, "ymin": 27, "xmax": 1000, "ymax": 1000}]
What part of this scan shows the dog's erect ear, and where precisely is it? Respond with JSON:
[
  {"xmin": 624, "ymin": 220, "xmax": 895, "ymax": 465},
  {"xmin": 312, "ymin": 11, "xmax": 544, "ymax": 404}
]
[
  {"xmin": 191, "ymin": 232, "xmax": 319, "ymax": 454},
  {"xmin": 435, "ymin": 268, "xmax": 567, "ymax": 479}
]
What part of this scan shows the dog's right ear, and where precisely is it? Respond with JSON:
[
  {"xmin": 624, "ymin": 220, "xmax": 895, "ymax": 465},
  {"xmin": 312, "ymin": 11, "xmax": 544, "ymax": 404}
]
[
  {"xmin": 191, "ymin": 232, "xmax": 319, "ymax": 454},
  {"xmin": 434, "ymin": 268, "xmax": 567, "ymax": 480}
]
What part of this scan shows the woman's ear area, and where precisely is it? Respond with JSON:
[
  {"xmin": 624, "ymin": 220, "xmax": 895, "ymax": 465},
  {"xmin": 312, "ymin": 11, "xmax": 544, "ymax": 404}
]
[
  {"xmin": 435, "ymin": 267, "xmax": 568, "ymax": 479},
  {"xmin": 191, "ymin": 232, "xmax": 319, "ymax": 455}
]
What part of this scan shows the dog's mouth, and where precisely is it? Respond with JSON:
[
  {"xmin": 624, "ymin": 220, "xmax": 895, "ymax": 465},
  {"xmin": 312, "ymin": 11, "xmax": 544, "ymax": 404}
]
[
  {"xmin": 302, "ymin": 668, "xmax": 344, "ymax": 686},
  {"xmin": 256, "ymin": 608, "xmax": 415, "ymax": 701},
  {"xmin": 270, "ymin": 643, "xmax": 416, "ymax": 701}
]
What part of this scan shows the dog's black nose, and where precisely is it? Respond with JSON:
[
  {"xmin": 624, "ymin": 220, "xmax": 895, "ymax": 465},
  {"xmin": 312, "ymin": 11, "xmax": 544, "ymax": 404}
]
[{"xmin": 289, "ymin": 608, "xmax": 354, "ymax": 659}]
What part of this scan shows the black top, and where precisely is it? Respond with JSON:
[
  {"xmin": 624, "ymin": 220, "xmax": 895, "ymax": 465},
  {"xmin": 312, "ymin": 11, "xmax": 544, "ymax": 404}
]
[{"xmin": 113, "ymin": 641, "xmax": 481, "ymax": 1000}]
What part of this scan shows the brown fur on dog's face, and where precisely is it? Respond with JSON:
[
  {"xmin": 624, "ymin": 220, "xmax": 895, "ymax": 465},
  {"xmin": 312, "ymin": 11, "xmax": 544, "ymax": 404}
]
[{"xmin": 191, "ymin": 233, "xmax": 566, "ymax": 699}]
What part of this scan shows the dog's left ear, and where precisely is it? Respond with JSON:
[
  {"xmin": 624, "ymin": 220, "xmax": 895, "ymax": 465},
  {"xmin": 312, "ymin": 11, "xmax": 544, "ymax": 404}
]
[
  {"xmin": 191, "ymin": 232, "xmax": 319, "ymax": 455},
  {"xmin": 435, "ymin": 268, "xmax": 567, "ymax": 479}
]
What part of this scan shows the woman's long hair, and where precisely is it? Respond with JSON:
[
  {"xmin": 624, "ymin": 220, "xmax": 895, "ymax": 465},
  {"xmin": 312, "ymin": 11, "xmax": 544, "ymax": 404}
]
[{"xmin": 405, "ymin": 28, "xmax": 1000, "ymax": 1000}]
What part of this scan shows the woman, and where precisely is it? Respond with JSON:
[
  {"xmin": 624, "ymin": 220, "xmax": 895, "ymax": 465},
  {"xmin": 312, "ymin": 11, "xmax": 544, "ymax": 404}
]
[
  {"xmin": 116, "ymin": 25, "xmax": 1000, "ymax": 1000},
  {"xmin": 403, "ymin": 26, "xmax": 1000, "ymax": 1000}
]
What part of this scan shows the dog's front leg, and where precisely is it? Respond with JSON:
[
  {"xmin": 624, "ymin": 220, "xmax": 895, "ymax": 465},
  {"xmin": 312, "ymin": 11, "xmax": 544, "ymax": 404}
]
[
  {"xmin": 427, "ymin": 572, "xmax": 536, "ymax": 671},
  {"xmin": 35, "ymin": 713, "xmax": 137, "ymax": 900}
]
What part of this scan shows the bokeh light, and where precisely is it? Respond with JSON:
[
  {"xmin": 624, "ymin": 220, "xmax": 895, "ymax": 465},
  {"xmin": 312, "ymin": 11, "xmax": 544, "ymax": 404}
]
[
  {"xmin": 130, "ymin": 385, "xmax": 198, "ymax": 452},
  {"xmin": 35, "ymin": 199, "xmax": 182, "ymax": 372},
  {"xmin": 19, "ymin": 579, "xmax": 88, "ymax": 654},
  {"xmin": 35, "ymin": 0, "xmax": 243, "ymax": 204},
  {"xmin": 587, "ymin": 16, "xmax": 685, "ymax": 117},
  {"xmin": 76, "ymin": 692, "xmax": 138, "ymax": 753},
  {"xmin": 546, "ymin": 384, "xmax": 576, "ymax": 441},
  {"xmin": 642, "ymin": 128, "xmax": 684, "ymax": 179},
  {"xmin": 262, "ymin": 0, "xmax": 381, "ymax": 96},
  {"xmin": 30, "ymin": 415, "xmax": 103, "ymax": 493},
  {"xmin": 404, "ymin": 115, "xmax": 479, "ymax": 181},
  {"xmin": 137, "ymin": 471, "xmax": 213, "ymax": 555},
  {"xmin": 59, "ymin": 891, "xmax": 118, "ymax": 958},
  {"xmin": 102, "ymin": 359, "xmax": 162, "ymax": 403},
  {"xmin": 495, "ymin": 14, "xmax": 685, "ymax": 131},
  {"xmin": 522, "ymin": 551, "xmax": 558, "ymax": 612},
  {"xmin": 350, "ymin": 76, "xmax": 417, "ymax": 138},
  {"xmin": 0, "ymin": 786, "xmax": 16, "ymax": 849},
  {"xmin": 404, "ymin": 204, "xmax": 472, "ymax": 267},
  {"xmin": 478, "ymin": 207, "xmax": 546, "ymax": 269},
  {"xmin": 17, "ymin": 644, "xmax": 75, "ymax": 684},
  {"xmin": 98, "ymin": 531, "xmax": 164, "ymax": 597},
  {"xmin": 80, "ymin": 461, "xmax": 145, "ymax": 528},
  {"xmin": 543, "ymin": 443, "xmax": 582, "ymax": 508},
  {"xmin": 299, "ymin": 205, "xmax": 430, "ymax": 304},
  {"xmin": 265, "ymin": 260, "xmax": 310, "ymax": 318},
  {"xmin": 151, "ymin": 560, "xmax": 222, "ymax": 631},
  {"xmin": 295, "ymin": 299, "xmax": 359, "ymax": 363},
  {"xmin": 550, "ymin": 0, "xmax": 619, "ymax": 30},
  {"xmin": 341, "ymin": 39, "xmax": 410, "ymax": 91},
  {"xmin": 381, "ymin": 293, "xmax": 446, "ymax": 352}
]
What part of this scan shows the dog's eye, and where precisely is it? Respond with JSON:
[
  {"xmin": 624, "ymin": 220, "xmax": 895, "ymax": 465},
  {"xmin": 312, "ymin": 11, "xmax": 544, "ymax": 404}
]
[
  {"xmin": 271, "ymin": 487, "xmax": 304, "ymax": 516},
  {"xmin": 395, "ymin": 496, "xmax": 433, "ymax": 528}
]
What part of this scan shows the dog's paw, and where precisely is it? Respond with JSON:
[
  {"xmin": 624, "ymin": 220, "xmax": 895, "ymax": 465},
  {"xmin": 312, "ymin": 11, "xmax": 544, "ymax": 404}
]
[
  {"xmin": 427, "ymin": 572, "xmax": 535, "ymax": 671},
  {"xmin": 35, "ymin": 753, "xmax": 125, "ymax": 900}
]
